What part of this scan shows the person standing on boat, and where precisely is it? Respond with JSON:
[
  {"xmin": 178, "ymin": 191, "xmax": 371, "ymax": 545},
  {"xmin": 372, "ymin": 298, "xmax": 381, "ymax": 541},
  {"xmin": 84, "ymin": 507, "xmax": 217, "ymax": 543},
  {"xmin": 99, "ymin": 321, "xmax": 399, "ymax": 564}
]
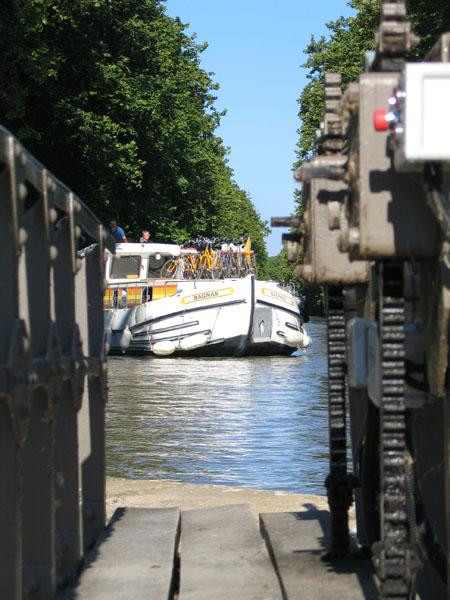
[
  {"xmin": 140, "ymin": 229, "xmax": 151, "ymax": 243},
  {"xmin": 108, "ymin": 219, "xmax": 128, "ymax": 243}
]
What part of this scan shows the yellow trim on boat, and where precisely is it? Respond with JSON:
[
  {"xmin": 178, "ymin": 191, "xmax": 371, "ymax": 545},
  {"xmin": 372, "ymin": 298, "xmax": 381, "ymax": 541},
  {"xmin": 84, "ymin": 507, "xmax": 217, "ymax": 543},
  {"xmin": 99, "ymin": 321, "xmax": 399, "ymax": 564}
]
[
  {"xmin": 261, "ymin": 288, "xmax": 296, "ymax": 306},
  {"xmin": 181, "ymin": 287, "xmax": 234, "ymax": 305}
]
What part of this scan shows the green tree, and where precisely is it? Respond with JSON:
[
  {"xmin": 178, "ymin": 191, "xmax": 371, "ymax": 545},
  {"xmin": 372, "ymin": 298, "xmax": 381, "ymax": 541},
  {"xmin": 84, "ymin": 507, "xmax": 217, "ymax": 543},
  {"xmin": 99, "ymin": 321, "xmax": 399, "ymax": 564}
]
[
  {"xmin": 0, "ymin": 0, "xmax": 269, "ymax": 267},
  {"xmin": 296, "ymin": 0, "xmax": 450, "ymax": 161},
  {"xmin": 288, "ymin": 0, "xmax": 450, "ymax": 314},
  {"xmin": 264, "ymin": 249, "xmax": 324, "ymax": 315}
]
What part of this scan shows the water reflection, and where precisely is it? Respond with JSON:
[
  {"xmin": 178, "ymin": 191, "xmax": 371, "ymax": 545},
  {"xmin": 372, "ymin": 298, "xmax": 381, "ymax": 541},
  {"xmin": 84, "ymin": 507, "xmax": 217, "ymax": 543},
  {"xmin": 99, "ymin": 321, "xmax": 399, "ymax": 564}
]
[{"xmin": 106, "ymin": 319, "xmax": 329, "ymax": 494}]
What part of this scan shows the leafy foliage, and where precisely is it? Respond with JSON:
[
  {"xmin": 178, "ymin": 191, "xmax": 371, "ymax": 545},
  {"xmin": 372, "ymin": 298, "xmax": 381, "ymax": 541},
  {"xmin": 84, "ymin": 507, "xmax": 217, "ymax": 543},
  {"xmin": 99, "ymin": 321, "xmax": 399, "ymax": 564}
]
[
  {"xmin": 263, "ymin": 249, "xmax": 323, "ymax": 315},
  {"xmin": 277, "ymin": 0, "xmax": 450, "ymax": 314},
  {"xmin": 296, "ymin": 0, "xmax": 450, "ymax": 161},
  {"xmin": 264, "ymin": 250, "xmax": 296, "ymax": 287},
  {"xmin": 297, "ymin": 0, "xmax": 379, "ymax": 162},
  {"xmin": 0, "ymin": 0, "xmax": 268, "ymax": 267}
]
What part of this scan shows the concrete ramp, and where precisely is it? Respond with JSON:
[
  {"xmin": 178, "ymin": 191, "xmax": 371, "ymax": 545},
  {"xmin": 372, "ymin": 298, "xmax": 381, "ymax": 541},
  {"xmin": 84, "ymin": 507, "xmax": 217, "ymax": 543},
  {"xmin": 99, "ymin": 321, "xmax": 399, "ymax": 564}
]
[
  {"xmin": 64, "ymin": 507, "xmax": 180, "ymax": 599},
  {"xmin": 66, "ymin": 505, "xmax": 377, "ymax": 599},
  {"xmin": 260, "ymin": 511, "xmax": 378, "ymax": 599},
  {"xmin": 179, "ymin": 504, "xmax": 282, "ymax": 600}
]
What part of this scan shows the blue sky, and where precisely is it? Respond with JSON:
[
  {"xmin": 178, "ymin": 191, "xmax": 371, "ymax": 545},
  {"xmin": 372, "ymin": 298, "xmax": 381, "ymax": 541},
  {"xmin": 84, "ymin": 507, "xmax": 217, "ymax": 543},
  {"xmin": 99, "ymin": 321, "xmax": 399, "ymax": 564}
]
[{"xmin": 164, "ymin": 1, "xmax": 354, "ymax": 255}]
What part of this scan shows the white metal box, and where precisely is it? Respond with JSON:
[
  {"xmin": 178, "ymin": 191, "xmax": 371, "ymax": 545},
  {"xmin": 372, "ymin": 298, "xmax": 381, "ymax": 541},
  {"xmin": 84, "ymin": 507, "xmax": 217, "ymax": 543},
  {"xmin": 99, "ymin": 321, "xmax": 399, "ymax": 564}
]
[{"xmin": 404, "ymin": 63, "xmax": 450, "ymax": 162}]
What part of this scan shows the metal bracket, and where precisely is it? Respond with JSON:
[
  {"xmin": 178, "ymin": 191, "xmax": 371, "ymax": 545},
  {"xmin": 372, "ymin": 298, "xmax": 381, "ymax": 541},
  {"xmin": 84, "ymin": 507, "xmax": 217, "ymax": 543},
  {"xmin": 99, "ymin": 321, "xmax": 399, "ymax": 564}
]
[
  {"xmin": 295, "ymin": 155, "xmax": 348, "ymax": 183},
  {"xmin": 0, "ymin": 319, "xmax": 34, "ymax": 444},
  {"xmin": 271, "ymin": 216, "xmax": 302, "ymax": 228},
  {"xmin": 85, "ymin": 353, "xmax": 108, "ymax": 404},
  {"xmin": 61, "ymin": 324, "xmax": 86, "ymax": 409},
  {"xmin": 33, "ymin": 321, "xmax": 63, "ymax": 406}
]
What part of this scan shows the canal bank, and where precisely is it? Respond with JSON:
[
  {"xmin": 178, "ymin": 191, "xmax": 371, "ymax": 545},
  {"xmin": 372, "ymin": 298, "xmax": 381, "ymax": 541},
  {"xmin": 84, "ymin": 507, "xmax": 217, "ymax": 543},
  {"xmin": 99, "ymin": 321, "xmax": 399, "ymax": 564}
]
[{"xmin": 106, "ymin": 476, "xmax": 356, "ymax": 527}]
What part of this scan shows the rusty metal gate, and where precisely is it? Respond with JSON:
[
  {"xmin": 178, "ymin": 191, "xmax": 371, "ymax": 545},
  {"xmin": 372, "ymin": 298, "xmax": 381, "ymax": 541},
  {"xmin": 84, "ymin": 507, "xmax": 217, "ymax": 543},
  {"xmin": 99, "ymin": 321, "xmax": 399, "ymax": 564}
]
[{"xmin": 0, "ymin": 124, "xmax": 114, "ymax": 599}]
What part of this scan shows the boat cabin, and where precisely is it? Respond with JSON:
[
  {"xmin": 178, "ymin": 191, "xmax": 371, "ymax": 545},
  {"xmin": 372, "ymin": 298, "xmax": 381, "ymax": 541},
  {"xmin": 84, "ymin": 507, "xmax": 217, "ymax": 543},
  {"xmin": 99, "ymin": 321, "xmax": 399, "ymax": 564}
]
[
  {"xmin": 105, "ymin": 242, "xmax": 183, "ymax": 282},
  {"xmin": 104, "ymin": 243, "xmax": 187, "ymax": 309}
]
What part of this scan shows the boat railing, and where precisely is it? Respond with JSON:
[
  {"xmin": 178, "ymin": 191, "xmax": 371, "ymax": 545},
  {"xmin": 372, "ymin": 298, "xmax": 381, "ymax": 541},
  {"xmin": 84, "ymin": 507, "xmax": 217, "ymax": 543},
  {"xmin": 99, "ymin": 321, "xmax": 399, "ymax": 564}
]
[
  {"xmin": 277, "ymin": 281, "xmax": 299, "ymax": 298},
  {"xmin": 104, "ymin": 279, "xmax": 179, "ymax": 308}
]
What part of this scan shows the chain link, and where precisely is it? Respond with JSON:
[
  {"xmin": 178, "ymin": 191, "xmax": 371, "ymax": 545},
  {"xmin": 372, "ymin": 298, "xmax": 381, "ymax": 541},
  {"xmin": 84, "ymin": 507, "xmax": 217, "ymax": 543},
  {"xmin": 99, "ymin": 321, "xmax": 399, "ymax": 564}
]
[
  {"xmin": 325, "ymin": 285, "xmax": 355, "ymax": 556},
  {"xmin": 376, "ymin": 262, "xmax": 415, "ymax": 599}
]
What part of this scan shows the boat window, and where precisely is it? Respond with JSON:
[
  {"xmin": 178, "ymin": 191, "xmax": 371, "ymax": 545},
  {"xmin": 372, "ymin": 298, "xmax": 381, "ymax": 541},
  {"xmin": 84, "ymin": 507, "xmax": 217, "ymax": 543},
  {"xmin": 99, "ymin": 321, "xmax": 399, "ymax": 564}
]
[
  {"xmin": 110, "ymin": 255, "xmax": 141, "ymax": 279},
  {"xmin": 147, "ymin": 255, "xmax": 167, "ymax": 278}
]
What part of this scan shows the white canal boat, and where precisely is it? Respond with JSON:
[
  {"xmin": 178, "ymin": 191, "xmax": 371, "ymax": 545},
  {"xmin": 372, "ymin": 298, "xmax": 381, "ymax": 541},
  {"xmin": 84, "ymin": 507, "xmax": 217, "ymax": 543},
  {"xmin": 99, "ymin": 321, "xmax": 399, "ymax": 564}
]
[{"xmin": 104, "ymin": 243, "xmax": 310, "ymax": 357}]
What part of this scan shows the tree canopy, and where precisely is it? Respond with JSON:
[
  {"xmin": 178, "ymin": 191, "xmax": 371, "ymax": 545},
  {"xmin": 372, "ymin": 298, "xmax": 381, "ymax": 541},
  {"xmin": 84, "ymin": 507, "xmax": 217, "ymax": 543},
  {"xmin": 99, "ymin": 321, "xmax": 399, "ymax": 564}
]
[
  {"xmin": 270, "ymin": 0, "xmax": 450, "ymax": 311},
  {"xmin": 0, "ymin": 0, "xmax": 268, "ymax": 264},
  {"xmin": 296, "ymin": 0, "xmax": 450, "ymax": 162}
]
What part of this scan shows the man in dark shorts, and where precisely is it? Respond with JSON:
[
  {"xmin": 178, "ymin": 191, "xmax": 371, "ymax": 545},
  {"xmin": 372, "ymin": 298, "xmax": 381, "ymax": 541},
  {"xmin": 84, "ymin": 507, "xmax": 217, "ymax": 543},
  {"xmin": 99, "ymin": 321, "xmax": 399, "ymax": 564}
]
[{"xmin": 108, "ymin": 219, "xmax": 128, "ymax": 243}]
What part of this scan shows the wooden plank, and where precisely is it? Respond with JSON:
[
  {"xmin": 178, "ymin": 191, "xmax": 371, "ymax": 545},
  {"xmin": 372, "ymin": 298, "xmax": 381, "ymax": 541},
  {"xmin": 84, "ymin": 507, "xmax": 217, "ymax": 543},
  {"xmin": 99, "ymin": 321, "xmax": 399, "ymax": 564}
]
[
  {"xmin": 66, "ymin": 507, "xmax": 180, "ymax": 599},
  {"xmin": 179, "ymin": 504, "xmax": 283, "ymax": 600},
  {"xmin": 260, "ymin": 511, "xmax": 378, "ymax": 600}
]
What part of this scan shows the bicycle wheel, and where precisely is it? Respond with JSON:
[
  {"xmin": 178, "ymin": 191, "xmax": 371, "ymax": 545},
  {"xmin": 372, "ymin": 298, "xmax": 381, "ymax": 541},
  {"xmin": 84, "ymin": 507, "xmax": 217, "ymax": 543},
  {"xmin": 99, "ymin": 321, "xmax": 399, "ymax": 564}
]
[
  {"xmin": 160, "ymin": 259, "xmax": 178, "ymax": 279},
  {"xmin": 241, "ymin": 256, "xmax": 252, "ymax": 276},
  {"xmin": 198, "ymin": 257, "xmax": 212, "ymax": 279},
  {"xmin": 231, "ymin": 255, "xmax": 240, "ymax": 277},
  {"xmin": 211, "ymin": 257, "xmax": 222, "ymax": 279},
  {"xmin": 218, "ymin": 256, "xmax": 229, "ymax": 279}
]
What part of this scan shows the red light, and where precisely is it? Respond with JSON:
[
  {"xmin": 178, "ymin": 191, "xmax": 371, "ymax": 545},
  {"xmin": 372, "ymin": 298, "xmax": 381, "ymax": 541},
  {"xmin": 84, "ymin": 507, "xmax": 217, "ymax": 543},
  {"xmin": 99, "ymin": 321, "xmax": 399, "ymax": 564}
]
[{"xmin": 373, "ymin": 108, "xmax": 390, "ymax": 132}]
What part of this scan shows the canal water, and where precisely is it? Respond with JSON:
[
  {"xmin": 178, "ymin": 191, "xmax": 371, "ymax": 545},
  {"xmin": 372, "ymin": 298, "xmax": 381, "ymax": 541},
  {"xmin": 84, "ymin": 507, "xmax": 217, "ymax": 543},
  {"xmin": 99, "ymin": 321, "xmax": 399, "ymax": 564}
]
[{"xmin": 106, "ymin": 319, "xmax": 329, "ymax": 495}]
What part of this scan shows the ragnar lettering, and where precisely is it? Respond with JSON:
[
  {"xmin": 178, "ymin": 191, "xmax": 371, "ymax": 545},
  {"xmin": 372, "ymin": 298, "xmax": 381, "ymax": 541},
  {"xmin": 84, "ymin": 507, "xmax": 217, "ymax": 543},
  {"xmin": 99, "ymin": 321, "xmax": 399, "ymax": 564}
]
[{"xmin": 193, "ymin": 291, "xmax": 220, "ymax": 301}]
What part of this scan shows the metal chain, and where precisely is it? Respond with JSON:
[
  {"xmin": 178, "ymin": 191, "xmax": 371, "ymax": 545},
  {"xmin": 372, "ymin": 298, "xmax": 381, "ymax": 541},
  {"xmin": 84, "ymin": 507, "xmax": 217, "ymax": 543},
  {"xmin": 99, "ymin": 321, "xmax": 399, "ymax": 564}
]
[
  {"xmin": 325, "ymin": 285, "xmax": 354, "ymax": 556},
  {"xmin": 376, "ymin": 261, "xmax": 414, "ymax": 599}
]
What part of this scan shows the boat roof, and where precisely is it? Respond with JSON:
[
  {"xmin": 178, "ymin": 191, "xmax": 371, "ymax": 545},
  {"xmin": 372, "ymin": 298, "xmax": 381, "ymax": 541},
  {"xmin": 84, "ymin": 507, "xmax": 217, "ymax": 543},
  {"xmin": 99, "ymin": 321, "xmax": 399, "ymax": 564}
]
[{"xmin": 112, "ymin": 242, "xmax": 182, "ymax": 257}]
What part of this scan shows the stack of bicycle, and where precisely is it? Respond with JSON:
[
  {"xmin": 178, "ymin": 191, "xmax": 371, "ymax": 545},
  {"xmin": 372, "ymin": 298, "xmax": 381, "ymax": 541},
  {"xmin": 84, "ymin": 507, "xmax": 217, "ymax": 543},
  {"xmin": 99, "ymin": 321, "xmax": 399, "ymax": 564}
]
[
  {"xmin": 161, "ymin": 236, "xmax": 257, "ymax": 280},
  {"xmin": 104, "ymin": 239, "xmax": 310, "ymax": 357}
]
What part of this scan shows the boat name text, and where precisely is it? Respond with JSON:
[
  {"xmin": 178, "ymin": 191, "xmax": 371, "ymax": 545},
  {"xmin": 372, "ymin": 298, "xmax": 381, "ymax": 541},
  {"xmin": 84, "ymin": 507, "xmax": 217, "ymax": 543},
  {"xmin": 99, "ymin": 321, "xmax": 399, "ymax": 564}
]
[
  {"xmin": 261, "ymin": 288, "xmax": 296, "ymax": 306},
  {"xmin": 181, "ymin": 287, "xmax": 234, "ymax": 305}
]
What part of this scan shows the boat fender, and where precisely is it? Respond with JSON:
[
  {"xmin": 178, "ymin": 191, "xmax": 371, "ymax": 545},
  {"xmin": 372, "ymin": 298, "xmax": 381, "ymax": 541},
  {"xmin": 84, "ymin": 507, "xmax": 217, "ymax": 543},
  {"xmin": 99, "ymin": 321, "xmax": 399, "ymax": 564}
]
[
  {"xmin": 119, "ymin": 327, "xmax": 132, "ymax": 350},
  {"xmin": 152, "ymin": 340, "xmax": 176, "ymax": 356},
  {"xmin": 104, "ymin": 310, "xmax": 114, "ymax": 328},
  {"xmin": 179, "ymin": 333, "xmax": 209, "ymax": 351},
  {"xmin": 104, "ymin": 329, "xmax": 112, "ymax": 353},
  {"xmin": 285, "ymin": 330, "xmax": 304, "ymax": 347},
  {"xmin": 299, "ymin": 327, "xmax": 311, "ymax": 349},
  {"xmin": 284, "ymin": 327, "xmax": 311, "ymax": 349},
  {"xmin": 133, "ymin": 304, "xmax": 147, "ymax": 327}
]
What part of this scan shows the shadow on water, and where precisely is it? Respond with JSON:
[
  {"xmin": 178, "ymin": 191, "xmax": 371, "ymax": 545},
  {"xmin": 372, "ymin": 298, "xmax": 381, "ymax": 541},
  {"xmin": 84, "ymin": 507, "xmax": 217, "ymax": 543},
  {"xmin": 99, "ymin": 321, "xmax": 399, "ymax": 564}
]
[{"xmin": 106, "ymin": 319, "xmax": 329, "ymax": 494}]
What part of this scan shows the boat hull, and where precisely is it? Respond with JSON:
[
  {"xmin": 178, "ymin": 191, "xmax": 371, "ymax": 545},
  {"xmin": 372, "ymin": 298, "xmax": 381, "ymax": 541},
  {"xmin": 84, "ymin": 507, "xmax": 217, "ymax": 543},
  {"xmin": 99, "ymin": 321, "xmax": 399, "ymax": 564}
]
[
  {"xmin": 105, "ymin": 276, "xmax": 309, "ymax": 357},
  {"xmin": 105, "ymin": 277, "xmax": 252, "ymax": 357},
  {"xmin": 119, "ymin": 334, "xmax": 248, "ymax": 357},
  {"xmin": 245, "ymin": 281, "xmax": 309, "ymax": 356}
]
